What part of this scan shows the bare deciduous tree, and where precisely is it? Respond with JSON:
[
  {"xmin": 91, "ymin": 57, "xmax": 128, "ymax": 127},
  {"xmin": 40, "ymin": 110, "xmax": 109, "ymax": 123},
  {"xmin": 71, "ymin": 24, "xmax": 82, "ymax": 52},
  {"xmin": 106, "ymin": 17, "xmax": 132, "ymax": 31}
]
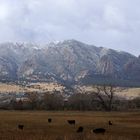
[
  {"xmin": 42, "ymin": 92, "xmax": 64, "ymax": 110},
  {"xmin": 28, "ymin": 92, "xmax": 38, "ymax": 109},
  {"xmin": 93, "ymin": 85, "xmax": 117, "ymax": 111}
]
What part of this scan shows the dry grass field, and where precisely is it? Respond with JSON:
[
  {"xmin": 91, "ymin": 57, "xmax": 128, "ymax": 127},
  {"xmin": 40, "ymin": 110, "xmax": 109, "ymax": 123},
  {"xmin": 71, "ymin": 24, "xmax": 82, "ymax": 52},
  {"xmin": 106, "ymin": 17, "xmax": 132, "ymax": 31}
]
[
  {"xmin": 0, "ymin": 83, "xmax": 140, "ymax": 99},
  {"xmin": 0, "ymin": 83, "xmax": 64, "ymax": 93},
  {"xmin": 78, "ymin": 86, "xmax": 140, "ymax": 99},
  {"xmin": 0, "ymin": 111, "xmax": 139, "ymax": 140}
]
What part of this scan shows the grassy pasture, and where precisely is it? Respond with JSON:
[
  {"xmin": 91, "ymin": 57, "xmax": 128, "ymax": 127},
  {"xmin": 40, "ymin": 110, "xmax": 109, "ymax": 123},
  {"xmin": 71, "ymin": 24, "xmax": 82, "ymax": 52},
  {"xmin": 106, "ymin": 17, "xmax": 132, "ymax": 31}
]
[
  {"xmin": 0, "ymin": 83, "xmax": 140, "ymax": 99},
  {"xmin": 0, "ymin": 83, "xmax": 64, "ymax": 93},
  {"xmin": 0, "ymin": 111, "xmax": 139, "ymax": 140}
]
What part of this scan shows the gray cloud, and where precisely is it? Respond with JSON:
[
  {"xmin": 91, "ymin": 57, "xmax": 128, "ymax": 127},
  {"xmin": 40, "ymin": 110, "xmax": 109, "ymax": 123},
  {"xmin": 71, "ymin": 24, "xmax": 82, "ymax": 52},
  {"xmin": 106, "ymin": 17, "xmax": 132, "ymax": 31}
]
[{"xmin": 0, "ymin": 0, "xmax": 139, "ymax": 56}]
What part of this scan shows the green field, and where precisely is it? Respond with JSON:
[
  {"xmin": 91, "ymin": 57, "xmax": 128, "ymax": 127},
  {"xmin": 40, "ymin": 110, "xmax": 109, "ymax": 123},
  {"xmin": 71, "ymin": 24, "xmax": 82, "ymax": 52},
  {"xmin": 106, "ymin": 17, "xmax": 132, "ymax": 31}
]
[{"xmin": 0, "ymin": 111, "xmax": 140, "ymax": 140}]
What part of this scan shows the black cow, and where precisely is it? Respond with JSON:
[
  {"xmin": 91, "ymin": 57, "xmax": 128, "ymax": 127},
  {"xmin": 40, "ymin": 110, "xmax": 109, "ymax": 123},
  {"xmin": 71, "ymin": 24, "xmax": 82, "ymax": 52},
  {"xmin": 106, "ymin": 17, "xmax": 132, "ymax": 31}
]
[
  {"xmin": 67, "ymin": 120, "xmax": 75, "ymax": 125},
  {"xmin": 48, "ymin": 118, "xmax": 52, "ymax": 123},
  {"xmin": 108, "ymin": 121, "xmax": 113, "ymax": 125},
  {"xmin": 77, "ymin": 126, "xmax": 84, "ymax": 133},
  {"xmin": 93, "ymin": 128, "xmax": 106, "ymax": 134},
  {"xmin": 18, "ymin": 124, "xmax": 24, "ymax": 130}
]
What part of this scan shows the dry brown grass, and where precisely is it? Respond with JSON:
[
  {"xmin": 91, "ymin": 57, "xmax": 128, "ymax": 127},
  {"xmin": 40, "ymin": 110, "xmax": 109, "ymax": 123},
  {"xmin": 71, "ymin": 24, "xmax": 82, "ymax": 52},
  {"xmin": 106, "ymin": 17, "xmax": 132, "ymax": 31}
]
[
  {"xmin": 0, "ymin": 111, "xmax": 139, "ymax": 140},
  {"xmin": 116, "ymin": 88, "xmax": 140, "ymax": 99},
  {"xmin": 0, "ymin": 83, "xmax": 21, "ymax": 93},
  {"xmin": 0, "ymin": 83, "xmax": 64, "ymax": 93},
  {"xmin": 0, "ymin": 83, "xmax": 140, "ymax": 99},
  {"xmin": 82, "ymin": 86, "xmax": 140, "ymax": 99}
]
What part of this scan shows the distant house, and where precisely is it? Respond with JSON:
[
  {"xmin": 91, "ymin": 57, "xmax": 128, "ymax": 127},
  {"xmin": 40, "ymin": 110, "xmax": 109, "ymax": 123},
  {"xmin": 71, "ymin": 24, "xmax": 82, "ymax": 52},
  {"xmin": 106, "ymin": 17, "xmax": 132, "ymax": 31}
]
[
  {"xmin": 15, "ymin": 97, "xmax": 30, "ymax": 102},
  {"xmin": 15, "ymin": 92, "xmax": 31, "ymax": 103}
]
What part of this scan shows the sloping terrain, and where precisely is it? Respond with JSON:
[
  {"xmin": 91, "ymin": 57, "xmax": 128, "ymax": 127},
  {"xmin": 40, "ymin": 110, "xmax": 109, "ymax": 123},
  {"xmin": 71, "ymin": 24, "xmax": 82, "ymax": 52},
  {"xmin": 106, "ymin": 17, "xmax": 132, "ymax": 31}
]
[{"xmin": 0, "ymin": 40, "xmax": 139, "ymax": 86}]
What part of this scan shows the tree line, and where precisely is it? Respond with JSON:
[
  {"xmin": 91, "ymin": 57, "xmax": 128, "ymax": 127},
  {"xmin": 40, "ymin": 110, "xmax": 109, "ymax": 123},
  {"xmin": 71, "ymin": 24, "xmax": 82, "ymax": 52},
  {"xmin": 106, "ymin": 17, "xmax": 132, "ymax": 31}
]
[{"xmin": 5, "ymin": 85, "xmax": 139, "ymax": 111}]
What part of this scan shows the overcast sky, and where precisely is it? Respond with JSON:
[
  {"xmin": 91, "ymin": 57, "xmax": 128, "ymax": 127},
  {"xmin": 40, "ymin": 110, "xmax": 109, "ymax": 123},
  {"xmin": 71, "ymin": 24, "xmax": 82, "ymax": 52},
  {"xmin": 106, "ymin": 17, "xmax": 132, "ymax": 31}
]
[{"xmin": 0, "ymin": 0, "xmax": 140, "ymax": 56}]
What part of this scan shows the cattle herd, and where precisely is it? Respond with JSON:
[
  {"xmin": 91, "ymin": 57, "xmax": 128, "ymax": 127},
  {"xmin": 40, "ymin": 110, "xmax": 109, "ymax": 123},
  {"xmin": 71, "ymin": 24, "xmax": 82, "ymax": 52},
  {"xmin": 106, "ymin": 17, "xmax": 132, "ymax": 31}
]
[{"xmin": 17, "ymin": 119, "xmax": 113, "ymax": 134}]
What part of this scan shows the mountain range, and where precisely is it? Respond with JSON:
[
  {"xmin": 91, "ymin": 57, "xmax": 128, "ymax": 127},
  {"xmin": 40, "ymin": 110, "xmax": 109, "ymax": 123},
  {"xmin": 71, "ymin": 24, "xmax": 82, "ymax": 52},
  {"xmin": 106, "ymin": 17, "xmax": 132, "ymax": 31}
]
[{"xmin": 0, "ymin": 40, "xmax": 139, "ymax": 87}]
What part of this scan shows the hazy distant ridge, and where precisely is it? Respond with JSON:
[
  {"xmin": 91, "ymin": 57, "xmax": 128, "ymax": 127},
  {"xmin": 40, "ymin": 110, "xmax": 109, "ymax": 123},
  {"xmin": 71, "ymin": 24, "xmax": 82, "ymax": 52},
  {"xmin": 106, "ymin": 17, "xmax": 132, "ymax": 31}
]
[{"xmin": 0, "ymin": 40, "xmax": 139, "ymax": 86}]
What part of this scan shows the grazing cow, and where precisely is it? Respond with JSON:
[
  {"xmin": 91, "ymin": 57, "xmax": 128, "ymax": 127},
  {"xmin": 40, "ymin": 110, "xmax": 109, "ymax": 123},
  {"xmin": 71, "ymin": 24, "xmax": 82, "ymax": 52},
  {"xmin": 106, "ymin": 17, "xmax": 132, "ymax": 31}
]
[
  {"xmin": 93, "ymin": 128, "xmax": 106, "ymax": 134},
  {"xmin": 48, "ymin": 118, "xmax": 52, "ymax": 123},
  {"xmin": 108, "ymin": 121, "xmax": 112, "ymax": 125},
  {"xmin": 18, "ymin": 124, "xmax": 24, "ymax": 130},
  {"xmin": 67, "ymin": 120, "xmax": 75, "ymax": 125},
  {"xmin": 77, "ymin": 126, "xmax": 84, "ymax": 133}
]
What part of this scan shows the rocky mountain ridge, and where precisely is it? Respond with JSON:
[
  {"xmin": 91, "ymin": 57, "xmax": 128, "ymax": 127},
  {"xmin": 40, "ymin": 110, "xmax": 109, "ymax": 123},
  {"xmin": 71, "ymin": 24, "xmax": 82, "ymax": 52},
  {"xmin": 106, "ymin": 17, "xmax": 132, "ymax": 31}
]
[{"xmin": 0, "ymin": 40, "xmax": 139, "ymax": 86}]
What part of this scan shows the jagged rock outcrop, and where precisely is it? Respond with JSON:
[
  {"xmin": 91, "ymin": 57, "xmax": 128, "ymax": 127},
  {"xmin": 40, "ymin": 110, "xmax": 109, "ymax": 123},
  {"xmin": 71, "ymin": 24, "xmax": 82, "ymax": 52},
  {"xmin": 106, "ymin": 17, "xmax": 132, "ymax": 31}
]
[{"xmin": 0, "ymin": 40, "xmax": 139, "ymax": 86}]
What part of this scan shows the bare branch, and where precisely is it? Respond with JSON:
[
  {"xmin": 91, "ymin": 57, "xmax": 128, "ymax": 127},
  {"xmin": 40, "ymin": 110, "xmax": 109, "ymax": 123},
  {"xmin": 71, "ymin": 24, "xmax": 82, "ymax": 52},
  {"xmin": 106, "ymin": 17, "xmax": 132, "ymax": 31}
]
[{"xmin": 93, "ymin": 85, "xmax": 116, "ymax": 111}]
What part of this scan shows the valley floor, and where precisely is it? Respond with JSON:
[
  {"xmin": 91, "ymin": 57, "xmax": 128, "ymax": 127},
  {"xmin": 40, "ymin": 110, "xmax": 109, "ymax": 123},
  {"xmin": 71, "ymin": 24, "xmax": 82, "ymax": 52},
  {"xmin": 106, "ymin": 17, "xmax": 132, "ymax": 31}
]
[
  {"xmin": 0, "ymin": 111, "xmax": 139, "ymax": 140},
  {"xmin": 0, "ymin": 83, "xmax": 140, "ymax": 99}
]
